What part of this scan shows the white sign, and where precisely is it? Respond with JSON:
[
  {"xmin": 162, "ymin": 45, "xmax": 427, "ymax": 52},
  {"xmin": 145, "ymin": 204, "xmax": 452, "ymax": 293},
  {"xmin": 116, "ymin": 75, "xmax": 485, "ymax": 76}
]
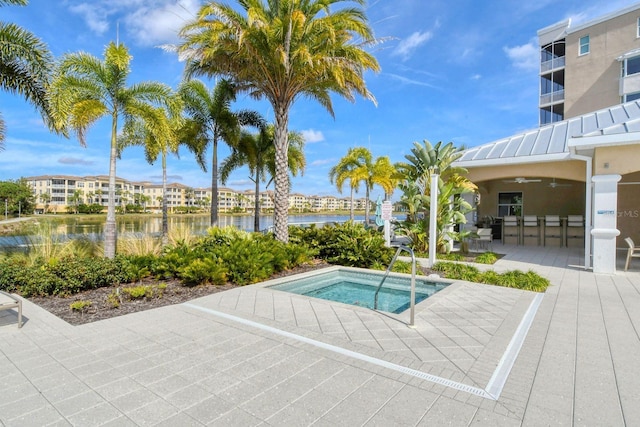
[{"xmin": 381, "ymin": 201, "xmax": 393, "ymax": 220}]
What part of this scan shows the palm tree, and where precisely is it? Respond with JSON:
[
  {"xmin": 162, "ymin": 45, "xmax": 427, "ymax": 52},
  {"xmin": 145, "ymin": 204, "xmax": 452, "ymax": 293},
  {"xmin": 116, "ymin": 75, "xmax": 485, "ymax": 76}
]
[
  {"xmin": 39, "ymin": 191, "xmax": 51, "ymax": 213},
  {"xmin": 394, "ymin": 140, "xmax": 477, "ymax": 253},
  {"xmin": 0, "ymin": 0, "xmax": 53, "ymax": 149},
  {"xmin": 329, "ymin": 147, "xmax": 370, "ymax": 221},
  {"xmin": 118, "ymin": 92, "xmax": 183, "ymax": 245},
  {"xmin": 48, "ymin": 42, "xmax": 174, "ymax": 258},
  {"xmin": 221, "ymin": 124, "xmax": 305, "ymax": 232},
  {"xmin": 178, "ymin": 78, "xmax": 261, "ymax": 227},
  {"xmin": 370, "ymin": 157, "xmax": 398, "ymax": 200},
  {"xmin": 177, "ymin": 0, "xmax": 379, "ymax": 242}
]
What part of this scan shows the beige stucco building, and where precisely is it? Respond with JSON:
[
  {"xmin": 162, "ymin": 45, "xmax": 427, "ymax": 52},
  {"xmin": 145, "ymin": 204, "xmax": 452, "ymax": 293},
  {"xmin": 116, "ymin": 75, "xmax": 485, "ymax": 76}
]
[
  {"xmin": 25, "ymin": 175, "xmax": 364, "ymax": 215},
  {"xmin": 539, "ymin": 3, "xmax": 640, "ymax": 124}
]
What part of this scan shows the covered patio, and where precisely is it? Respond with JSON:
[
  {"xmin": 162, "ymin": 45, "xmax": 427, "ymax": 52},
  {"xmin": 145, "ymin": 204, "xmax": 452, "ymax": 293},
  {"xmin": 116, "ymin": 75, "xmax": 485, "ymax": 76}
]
[{"xmin": 455, "ymin": 100, "xmax": 640, "ymax": 273}]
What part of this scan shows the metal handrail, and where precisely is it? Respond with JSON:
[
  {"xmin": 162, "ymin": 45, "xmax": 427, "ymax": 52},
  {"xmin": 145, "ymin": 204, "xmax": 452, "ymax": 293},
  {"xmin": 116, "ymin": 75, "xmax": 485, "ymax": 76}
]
[{"xmin": 374, "ymin": 244, "xmax": 417, "ymax": 326}]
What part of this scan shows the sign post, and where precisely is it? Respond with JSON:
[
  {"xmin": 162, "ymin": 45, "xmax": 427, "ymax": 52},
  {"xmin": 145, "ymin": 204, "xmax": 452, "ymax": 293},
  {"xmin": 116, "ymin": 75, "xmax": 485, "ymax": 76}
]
[{"xmin": 381, "ymin": 201, "xmax": 393, "ymax": 247}]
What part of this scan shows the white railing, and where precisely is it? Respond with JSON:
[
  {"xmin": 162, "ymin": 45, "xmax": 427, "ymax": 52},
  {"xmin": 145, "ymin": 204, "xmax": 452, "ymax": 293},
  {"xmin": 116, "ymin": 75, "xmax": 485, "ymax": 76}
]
[
  {"xmin": 540, "ymin": 89, "xmax": 565, "ymax": 105},
  {"xmin": 540, "ymin": 56, "xmax": 565, "ymax": 73}
]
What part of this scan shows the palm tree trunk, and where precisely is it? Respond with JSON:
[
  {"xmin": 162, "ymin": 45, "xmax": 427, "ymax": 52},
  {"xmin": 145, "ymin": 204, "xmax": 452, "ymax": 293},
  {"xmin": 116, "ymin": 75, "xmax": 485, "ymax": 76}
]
[
  {"xmin": 253, "ymin": 171, "xmax": 260, "ymax": 233},
  {"xmin": 273, "ymin": 104, "xmax": 290, "ymax": 242},
  {"xmin": 364, "ymin": 184, "xmax": 370, "ymax": 225},
  {"xmin": 210, "ymin": 138, "xmax": 219, "ymax": 227},
  {"xmin": 349, "ymin": 185, "xmax": 355, "ymax": 221},
  {"xmin": 104, "ymin": 113, "xmax": 118, "ymax": 258},
  {"xmin": 161, "ymin": 151, "xmax": 168, "ymax": 247}
]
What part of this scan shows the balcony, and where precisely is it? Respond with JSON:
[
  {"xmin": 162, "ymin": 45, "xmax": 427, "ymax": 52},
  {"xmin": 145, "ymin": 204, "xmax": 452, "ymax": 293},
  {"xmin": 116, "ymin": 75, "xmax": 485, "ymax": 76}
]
[
  {"xmin": 620, "ymin": 73, "xmax": 640, "ymax": 96},
  {"xmin": 540, "ymin": 56, "xmax": 565, "ymax": 73},
  {"xmin": 540, "ymin": 90, "xmax": 564, "ymax": 106}
]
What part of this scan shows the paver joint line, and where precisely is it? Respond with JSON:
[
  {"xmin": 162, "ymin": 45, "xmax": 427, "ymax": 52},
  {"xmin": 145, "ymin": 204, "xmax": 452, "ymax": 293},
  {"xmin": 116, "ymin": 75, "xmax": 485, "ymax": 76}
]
[{"xmin": 183, "ymin": 302, "xmax": 551, "ymax": 401}]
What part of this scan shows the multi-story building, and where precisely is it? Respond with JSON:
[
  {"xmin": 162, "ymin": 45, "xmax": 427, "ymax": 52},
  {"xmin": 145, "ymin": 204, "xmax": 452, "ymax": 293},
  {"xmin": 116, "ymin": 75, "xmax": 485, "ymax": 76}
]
[
  {"xmin": 538, "ymin": 3, "xmax": 640, "ymax": 124},
  {"xmin": 25, "ymin": 175, "xmax": 367, "ymax": 214}
]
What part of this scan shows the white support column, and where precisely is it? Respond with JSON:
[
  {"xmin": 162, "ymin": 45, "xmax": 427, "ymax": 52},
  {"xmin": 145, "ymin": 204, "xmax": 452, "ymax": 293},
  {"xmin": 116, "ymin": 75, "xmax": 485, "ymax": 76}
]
[
  {"xmin": 428, "ymin": 172, "xmax": 439, "ymax": 267},
  {"xmin": 591, "ymin": 174, "xmax": 621, "ymax": 274}
]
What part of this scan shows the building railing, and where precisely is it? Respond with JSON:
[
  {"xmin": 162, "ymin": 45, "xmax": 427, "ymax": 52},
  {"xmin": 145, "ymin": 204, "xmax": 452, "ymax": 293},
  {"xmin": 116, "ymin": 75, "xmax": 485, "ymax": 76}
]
[
  {"xmin": 540, "ymin": 89, "xmax": 565, "ymax": 105},
  {"xmin": 540, "ymin": 56, "xmax": 565, "ymax": 73}
]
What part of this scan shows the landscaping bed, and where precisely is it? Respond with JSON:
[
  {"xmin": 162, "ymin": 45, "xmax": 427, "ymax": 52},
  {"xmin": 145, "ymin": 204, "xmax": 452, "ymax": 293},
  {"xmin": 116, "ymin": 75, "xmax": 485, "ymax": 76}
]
[{"xmin": 28, "ymin": 260, "xmax": 330, "ymax": 326}]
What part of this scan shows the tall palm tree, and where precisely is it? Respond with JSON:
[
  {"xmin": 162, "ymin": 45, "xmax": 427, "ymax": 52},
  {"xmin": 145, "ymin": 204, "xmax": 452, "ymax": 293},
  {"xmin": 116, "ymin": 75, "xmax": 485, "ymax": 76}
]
[
  {"xmin": 0, "ymin": 0, "xmax": 53, "ymax": 149},
  {"xmin": 177, "ymin": 0, "xmax": 379, "ymax": 242},
  {"xmin": 118, "ymin": 92, "xmax": 183, "ymax": 245},
  {"xmin": 329, "ymin": 147, "xmax": 370, "ymax": 221},
  {"xmin": 48, "ymin": 42, "xmax": 174, "ymax": 258},
  {"xmin": 178, "ymin": 78, "xmax": 261, "ymax": 227},
  {"xmin": 221, "ymin": 124, "xmax": 306, "ymax": 232}
]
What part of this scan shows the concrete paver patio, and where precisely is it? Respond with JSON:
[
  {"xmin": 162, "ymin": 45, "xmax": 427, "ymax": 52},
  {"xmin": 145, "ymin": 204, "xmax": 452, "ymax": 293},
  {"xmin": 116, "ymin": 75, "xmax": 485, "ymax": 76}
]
[{"xmin": 1, "ymin": 243, "xmax": 640, "ymax": 426}]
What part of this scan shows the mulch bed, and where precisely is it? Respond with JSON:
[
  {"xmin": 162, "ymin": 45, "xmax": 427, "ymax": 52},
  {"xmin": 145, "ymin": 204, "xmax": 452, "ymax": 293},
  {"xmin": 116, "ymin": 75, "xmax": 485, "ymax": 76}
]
[
  {"xmin": 26, "ymin": 256, "xmax": 473, "ymax": 326},
  {"xmin": 28, "ymin": 260, "xmax": 332, "ymax": 326}
]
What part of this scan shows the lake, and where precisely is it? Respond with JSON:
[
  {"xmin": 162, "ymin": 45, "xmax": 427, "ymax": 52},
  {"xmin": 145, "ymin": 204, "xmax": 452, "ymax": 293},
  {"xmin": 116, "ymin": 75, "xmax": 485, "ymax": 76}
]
[{"xmin": 0, "ymin": 213, "xmax": 365, "ymax": 249}]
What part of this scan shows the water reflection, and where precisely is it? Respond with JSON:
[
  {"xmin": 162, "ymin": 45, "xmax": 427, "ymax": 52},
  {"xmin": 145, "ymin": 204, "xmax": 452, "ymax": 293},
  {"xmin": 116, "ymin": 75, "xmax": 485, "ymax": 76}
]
[{"xmin": 0, "ymin": 214, "xmax": 364, "ymax": 249}]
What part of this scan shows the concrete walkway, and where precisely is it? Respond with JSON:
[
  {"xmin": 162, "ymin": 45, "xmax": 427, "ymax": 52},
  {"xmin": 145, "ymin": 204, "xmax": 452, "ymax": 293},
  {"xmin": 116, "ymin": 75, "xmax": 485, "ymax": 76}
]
[{"xmin": 1, "ymin": 243, "xmax": 639, "ymax": 426}]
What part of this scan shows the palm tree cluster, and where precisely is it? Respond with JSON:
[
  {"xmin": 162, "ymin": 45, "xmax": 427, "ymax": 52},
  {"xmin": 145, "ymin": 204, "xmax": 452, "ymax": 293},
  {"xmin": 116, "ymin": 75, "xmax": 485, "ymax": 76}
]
[
  {"xmin": 2, "ymin": 0, "xmax": 478, "ymax": 258},
  {"xmin": 1, "ymin": 0, "xmax": 381, "ymax": 256},
  {"xmin": 177, "ymin": 0, "xmax": 380, "ymax": 242}
]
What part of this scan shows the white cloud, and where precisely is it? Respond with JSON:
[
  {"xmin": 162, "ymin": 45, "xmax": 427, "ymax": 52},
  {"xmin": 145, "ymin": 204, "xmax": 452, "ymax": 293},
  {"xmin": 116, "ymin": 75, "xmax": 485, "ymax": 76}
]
[
  {"xmin": 385, "ymin": 73, "xmax": 438, "ymax": 89},
  {"xmin": 310, "ymin": 158, "xmax": 336, "ymax": 166},
  {"xmin": 69, "ymin": 3, "xmax": 110, "ymax": 35},
  {"xmin": 301, "ymin": 129, "xmax": 324, "ymax": 144},
  {"xmin": 504, "ymin": 39, "xmax": 538, "ymax": 71},
  {"xmin": 393, "ymin": 31, "xmax": 433, "ymax": 61},
  {"xmin": 68, "ymin": 0, "xmax": 200, "ymax": 46},
  {"xmin": 470, "ymin": 74, "xmax": 481, "ymax": 80},
  {"xmin": 123, "ymin": 0, "xmax": 200, "ymax": 47}
]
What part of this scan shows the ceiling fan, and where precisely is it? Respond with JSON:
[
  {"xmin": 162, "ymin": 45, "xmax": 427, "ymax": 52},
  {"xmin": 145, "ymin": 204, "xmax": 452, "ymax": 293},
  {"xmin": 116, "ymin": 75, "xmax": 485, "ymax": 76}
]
[
  {"xmin": 548, "ymin": 178, "xmax": 572, "ymax": 188},
  {"xmin": 502, "ymin": 177, "xmax": 542, "ymax": 184}
]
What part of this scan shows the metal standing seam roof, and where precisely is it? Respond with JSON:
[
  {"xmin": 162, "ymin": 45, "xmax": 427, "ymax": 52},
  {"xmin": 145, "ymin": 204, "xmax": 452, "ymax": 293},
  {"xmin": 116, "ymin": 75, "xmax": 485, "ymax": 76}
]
[{"xmin": 456, "ymin": 101, "xmax": 640, "ymax": 166}]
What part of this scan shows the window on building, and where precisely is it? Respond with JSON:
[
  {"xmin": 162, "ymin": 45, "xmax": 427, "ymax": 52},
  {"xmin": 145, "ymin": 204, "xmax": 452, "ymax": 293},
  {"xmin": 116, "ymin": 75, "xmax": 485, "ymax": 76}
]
[
  {"xmin": 637, "ymin": 17, "xmax": 640, "ymax": 38},
  {"xmin": 624, "ymin": 92, "xmax": 640, "ymax": 102},
  {"xmin": 498, "ymin": 192, "xmax": 523, "ymax": 217},
  {"xmin": 579, "ymin": 35, "xmax": 590, "ymax": 55},
  {"xmin": 623, "ymin": 55, "xmax": 640, "ymax": 76}
]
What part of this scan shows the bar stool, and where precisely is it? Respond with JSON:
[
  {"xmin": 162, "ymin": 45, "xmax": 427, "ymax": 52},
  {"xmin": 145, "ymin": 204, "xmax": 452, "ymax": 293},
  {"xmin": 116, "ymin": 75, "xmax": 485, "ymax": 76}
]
[
  {"xmin": 565, "ymin": 215, "xmax": 584, "ymax": 247},
  {"xmin": 522, "ymin": 215, "xmax": 541, "ymax": 245},
  {"xmin": 502, "ymin": 216, "xmax": 520, "ymax": 244},
  {"xmin": 544, "ymin": 215, "xmax": 562, "ymax": 246}
]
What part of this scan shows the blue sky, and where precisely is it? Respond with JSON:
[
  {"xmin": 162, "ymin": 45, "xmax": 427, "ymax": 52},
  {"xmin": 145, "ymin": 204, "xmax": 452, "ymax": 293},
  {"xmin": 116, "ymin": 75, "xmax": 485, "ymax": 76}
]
[{"xmin": 1, "ymin": 0, "xmax": 639, "ymax": 200}]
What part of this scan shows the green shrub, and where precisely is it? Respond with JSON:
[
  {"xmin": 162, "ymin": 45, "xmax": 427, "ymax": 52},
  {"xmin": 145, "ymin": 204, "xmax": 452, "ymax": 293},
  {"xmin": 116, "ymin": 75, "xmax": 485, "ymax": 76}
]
[
  {"xmin": 121, "ymin": 285, "xmax": 153, "ymax": 299},
  {"xmin": 475, "ymin": 252, "xmax": 499, "ymax": 264},
  {"xmin": 433, "ymin": 262, "xmax": 549, "ymax": 292},
  {"xmin": 47, "ymin": 256, "xmax": 134, "ymax": 296},
  {"xmin": 437, "ymin": 252, "xmax": 464, "ymax": 262},
  {"xmin": 219, "ymin": 239, "xmax": 275, "ymax": 285},
  {"xmin": 107, "ymin": 291, "xmax": 121, "ymax": 308},
  {"xmin": 178, "ymin": 258, "xmax": 227, "ymax": 286},
  {"xmin": 70, "ymin": 300, "xmax": 92, "ymax": 312},
  {"xmin": 290, "ymin": 222, "xmax": 392, "ymax": 268}
]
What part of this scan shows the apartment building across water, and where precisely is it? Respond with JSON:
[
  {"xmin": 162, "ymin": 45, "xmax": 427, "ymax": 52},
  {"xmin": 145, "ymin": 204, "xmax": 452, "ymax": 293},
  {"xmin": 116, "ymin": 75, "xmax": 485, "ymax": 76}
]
[{"xmin": 25, "ymin": 175, "xmax": 367, "ymax": 214}]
